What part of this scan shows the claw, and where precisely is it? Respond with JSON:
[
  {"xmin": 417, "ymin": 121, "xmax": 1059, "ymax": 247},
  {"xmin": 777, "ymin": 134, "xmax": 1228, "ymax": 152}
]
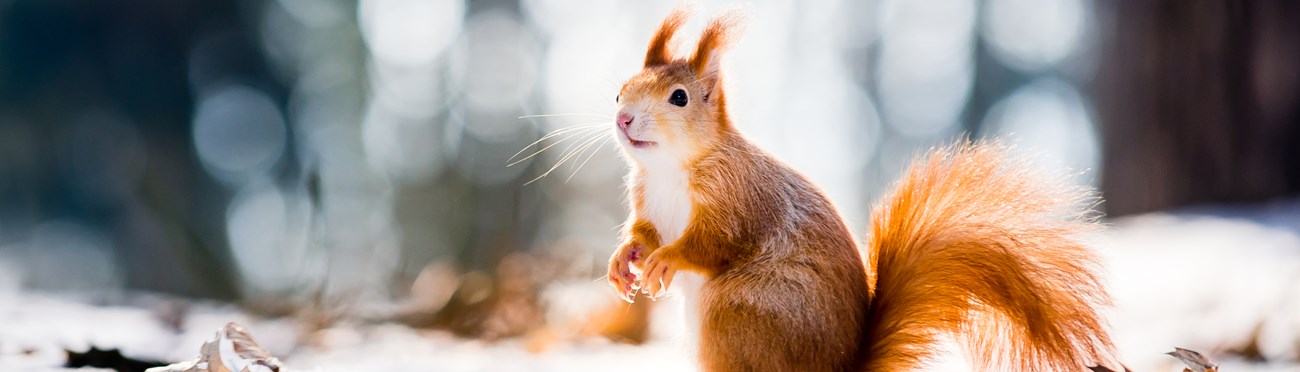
[
  {"xmin": 608, "ymin": 243, "xmax": 646, "ymax": 303},
  {"xmin": 661, "ymin": 266, "xmax": 676, "ymax": 292},
  {"xmin": 639, "ymin": 253, "xmax": 675, "ymax": 299}
]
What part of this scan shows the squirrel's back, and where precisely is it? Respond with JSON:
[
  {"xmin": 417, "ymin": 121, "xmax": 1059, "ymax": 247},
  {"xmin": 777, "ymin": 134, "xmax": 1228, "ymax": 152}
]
[{"xmin": 688, "ymin": 134, "xmax": 871, "ymax": 371}]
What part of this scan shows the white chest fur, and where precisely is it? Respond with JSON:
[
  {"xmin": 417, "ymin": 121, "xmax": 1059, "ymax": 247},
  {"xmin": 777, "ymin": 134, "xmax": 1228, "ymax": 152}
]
[
  {"xmin": 640, "ymin": 166, "xmax": 691, "ymax": 242},
  {"xmin": 636, "ymin": 164, "xmax": 707, "ymax": 354}
]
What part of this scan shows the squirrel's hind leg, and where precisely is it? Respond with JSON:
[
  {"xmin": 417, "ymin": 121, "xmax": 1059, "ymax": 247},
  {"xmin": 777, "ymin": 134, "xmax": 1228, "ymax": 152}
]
[{"xmin": 695, "ymin": 271, "xmax": 863, "ymax": 372}]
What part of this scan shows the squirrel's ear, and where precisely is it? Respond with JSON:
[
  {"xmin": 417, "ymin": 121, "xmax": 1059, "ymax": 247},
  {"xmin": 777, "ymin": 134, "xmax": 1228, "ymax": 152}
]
[
  {"xmin": 688, "ymin": 11, "xmax": 744, "ymax": 100},
  {"xmin": 645, "ymin": 7, "xmax": 691, "ymax": 67}
]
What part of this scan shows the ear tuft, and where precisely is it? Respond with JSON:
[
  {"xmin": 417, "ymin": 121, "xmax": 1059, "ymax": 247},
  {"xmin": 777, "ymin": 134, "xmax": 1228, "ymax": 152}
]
[
  {"xmin": 688, "ymin": 10, "xmax": 746, "ymax": 78},
  {"xmin": 644, "ymin": 7, "xmax": 693, "ymax": 67}
]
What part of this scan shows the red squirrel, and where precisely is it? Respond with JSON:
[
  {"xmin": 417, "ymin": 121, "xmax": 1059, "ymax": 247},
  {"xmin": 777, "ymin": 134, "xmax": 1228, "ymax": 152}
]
[{"xmin": 604, "ymin": 8, "xmax": 1117, "ymax": 371}]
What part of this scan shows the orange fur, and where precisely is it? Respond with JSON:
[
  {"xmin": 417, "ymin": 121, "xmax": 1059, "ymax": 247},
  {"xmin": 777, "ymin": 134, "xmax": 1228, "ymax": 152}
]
[
  {"xmin": 688, "ymin": 11, "xmax": 743, "ymax": 108},
  {"xmin": 606, "ymin": 8, "xmax": 1118, "ymax": 371},
  {"xmin": 862, "ymin": 141, "xmax": 1116, "ymax": 371},
  {"xmin": 644, "ymin": 7, "xmax": 690, "ymax": 67}
]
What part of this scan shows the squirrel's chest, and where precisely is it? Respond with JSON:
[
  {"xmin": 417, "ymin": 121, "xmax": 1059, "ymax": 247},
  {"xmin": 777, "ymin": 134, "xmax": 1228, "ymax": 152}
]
[
  {"xmin": 638, "ymin": 169, "xmax": 692, "ymax": 244},
  {"xmin": 636, "ymin": 168, "xmax": 708, "ymax": 350}
]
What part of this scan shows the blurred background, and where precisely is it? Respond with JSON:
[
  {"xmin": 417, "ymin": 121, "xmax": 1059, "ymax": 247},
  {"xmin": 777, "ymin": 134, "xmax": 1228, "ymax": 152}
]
[{"xmin": 0, "ymin": 0, "xmax": 1298, "ymax": 371}]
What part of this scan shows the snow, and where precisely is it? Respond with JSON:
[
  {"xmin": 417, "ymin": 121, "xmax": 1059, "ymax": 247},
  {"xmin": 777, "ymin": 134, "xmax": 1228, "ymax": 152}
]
[
  {"xmin": 0, "ymin": 293, "xmax": 694, "ymax": 372},
  {"xmin": 2, "ymin": 201, "xmax": 1299, "ymax": 371},
  {"xmin": 1101, "ymin": 203, "xmax": 1300, "ymax": 371}
]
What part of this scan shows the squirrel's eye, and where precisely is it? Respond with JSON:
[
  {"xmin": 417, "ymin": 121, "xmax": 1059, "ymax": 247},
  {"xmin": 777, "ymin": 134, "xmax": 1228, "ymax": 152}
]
[
  {"xmin": 669, "ymin": 89, "xmax": 688, "ymax": 107},
  {"xmin": 615, "ymin": 94, "xmax": 620, "ymax": 103}
]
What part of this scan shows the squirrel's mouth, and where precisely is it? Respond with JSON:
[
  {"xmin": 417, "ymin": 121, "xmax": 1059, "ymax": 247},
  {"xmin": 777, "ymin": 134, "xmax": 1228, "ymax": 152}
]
[
  {"xmin": 629, "ymin": 138, "xmax": 657, "ymax": 148},
  {"xmin": 620, "ymin": 130, "xmax": 657, "ymax": 149}
]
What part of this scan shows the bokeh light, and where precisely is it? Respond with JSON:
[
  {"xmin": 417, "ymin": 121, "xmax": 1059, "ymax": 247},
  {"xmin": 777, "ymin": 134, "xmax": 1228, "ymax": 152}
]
[
  {"xmin": 361, "ymin": 100, "xmax": 446, "ymax": 183},
  {"xmin": 875, "ymin": 0, "xmax": 976, "ymax": 138},
  {"xmin": 982, "ymin": 0, "xmax": 1090, "ymax": 72},
  {"xmin": 982, "ymin": 78, "xmax": 1101, "ymax": 186},
  {"xmin": 358, "ymin": 0, "xmax": 463, "ymax": 67},
  {"xmin": 23, "ymin": 222, "xmax": 120, "ymax": 292},
  {"xmin": 226, "ymin": 182, "xmax": 311, "ymax": 294},
  {"xmin": 192, "ymin": 84, "xmax": 288, "ymax": 182}
]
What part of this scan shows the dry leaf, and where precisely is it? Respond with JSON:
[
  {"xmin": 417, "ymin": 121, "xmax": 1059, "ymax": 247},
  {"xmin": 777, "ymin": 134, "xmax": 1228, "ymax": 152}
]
[
  {"xmin": 1087, "ymin": 364, "xmax": 1133, "ymax": 372},
  {"xmin": 1167, "ymin": 347, "xmax": 1217, "ymax": 372},
  {"xmin": 146, "ymin": 322, "xmax": 283, "ymax": 372}
]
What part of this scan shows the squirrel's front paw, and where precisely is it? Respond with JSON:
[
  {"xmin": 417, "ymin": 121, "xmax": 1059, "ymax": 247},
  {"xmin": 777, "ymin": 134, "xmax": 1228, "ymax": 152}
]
[
  {"xmin": 607, "ymin": 243, "xmax": 644, "ymax": 303},
  {"xmin": 640, "ymin": 248, "xmax": 680, "ymax": 299}
]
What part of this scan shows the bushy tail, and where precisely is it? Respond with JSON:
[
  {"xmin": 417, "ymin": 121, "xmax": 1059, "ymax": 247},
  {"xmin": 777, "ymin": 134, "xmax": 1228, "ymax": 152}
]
[{"xmin": 861, "ymin": 141, "xmax": 1116, "ymax": 371}]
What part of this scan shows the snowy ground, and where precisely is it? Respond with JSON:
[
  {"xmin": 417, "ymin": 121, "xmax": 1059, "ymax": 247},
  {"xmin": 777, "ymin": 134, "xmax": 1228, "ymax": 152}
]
[
  {"xmin": 2, "ymin": 200, "xmax": 1299, "ymax": 371},
  {"xmin": 1101, "ymin": 201, "xmax": 1300, "ymax": 372}
]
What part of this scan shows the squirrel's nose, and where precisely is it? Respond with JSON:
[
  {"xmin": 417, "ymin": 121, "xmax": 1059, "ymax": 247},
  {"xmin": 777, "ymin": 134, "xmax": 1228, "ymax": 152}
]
[{"xmin": 617, "ymin": 113, "xmax": 634, "ymax": 130}]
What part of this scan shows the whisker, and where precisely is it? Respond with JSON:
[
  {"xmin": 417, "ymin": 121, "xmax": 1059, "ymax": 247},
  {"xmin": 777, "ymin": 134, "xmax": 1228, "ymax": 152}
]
[
  {"xmin": 566, "ymin": 136, "xmax": 614, "ymax": 182},
  {"xmin": 525, "ymin": 129, "xmax": 611, "ymax": 185},
  {"xmin": 548, "ymin": 129, "xmax": 608, "ymax": 174},
  {"xmin": 528, "ymin": 122, "xmax": 605, "ymax": 139},
  {"xmin": 559, "ymin": 137, "xmax": 604, "ymax": 182},
  {"xmin": 507, "ymin": 126, "xmax": 603, "ymax": 166},
  {"xmin": 507, "ymin": 128, "xmax": 602, "ymax": 167},
  {"xmin": 553, "ymin": 128, "xmax": 611, "ymax": 165},
  {"xmin": 556, "ymin": 130, "xmax": 611, "ymax": 170},
  {"xmin": 507, "ymin": 123, "xmax": 606, "ymax": 164},
  {"xmin": 563, "ymin": 134, "xmax": 612, "ymax": 182}
]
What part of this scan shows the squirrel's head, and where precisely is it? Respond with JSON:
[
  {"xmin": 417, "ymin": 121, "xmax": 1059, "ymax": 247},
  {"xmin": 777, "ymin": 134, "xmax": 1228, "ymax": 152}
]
[{"xmin": 615, "ymin": 8, "xmax": 742, "ymax": 168}]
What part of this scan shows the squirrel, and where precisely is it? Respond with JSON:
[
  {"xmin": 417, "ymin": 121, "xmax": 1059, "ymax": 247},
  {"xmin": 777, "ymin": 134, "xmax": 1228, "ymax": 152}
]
[{"xmin": 604, "ymin": 7, "xmax": 1118, "ymax": 372}]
